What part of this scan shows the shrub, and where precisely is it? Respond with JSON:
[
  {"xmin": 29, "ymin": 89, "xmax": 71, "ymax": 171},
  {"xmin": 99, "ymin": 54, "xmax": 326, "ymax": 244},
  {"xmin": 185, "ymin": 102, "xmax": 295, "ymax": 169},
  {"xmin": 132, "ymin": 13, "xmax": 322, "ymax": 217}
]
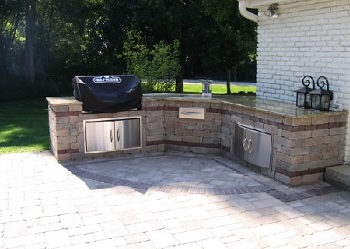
[{"xmin": 124, "ymin": 30, "xmax": 180, "ymax": 93}]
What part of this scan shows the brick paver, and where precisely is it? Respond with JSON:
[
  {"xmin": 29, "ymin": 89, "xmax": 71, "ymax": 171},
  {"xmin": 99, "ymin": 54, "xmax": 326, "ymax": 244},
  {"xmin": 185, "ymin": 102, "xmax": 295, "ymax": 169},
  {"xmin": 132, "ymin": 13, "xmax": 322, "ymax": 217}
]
[{"xmin": 0, "ymin": 151, "xmax": 350, "ymax": 248}]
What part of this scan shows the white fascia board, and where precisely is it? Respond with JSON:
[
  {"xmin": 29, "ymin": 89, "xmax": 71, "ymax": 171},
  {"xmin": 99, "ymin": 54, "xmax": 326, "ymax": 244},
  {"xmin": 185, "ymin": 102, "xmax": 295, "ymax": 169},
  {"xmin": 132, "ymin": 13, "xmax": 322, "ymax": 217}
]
[{"xmin": 244, "ymin": 0, "xmax": 297, "ymax": 8}]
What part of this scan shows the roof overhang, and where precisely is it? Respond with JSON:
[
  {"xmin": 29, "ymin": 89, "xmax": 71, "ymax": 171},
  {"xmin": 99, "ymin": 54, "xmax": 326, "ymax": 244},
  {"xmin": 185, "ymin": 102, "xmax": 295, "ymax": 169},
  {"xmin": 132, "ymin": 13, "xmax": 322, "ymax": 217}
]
[
  {"xmin": 238, "ymin": 0, "xmax": 300, "ymax": 23},
  {"xmin": 243, "ymin": 0, "xmax": 296, "ymax": 8}
]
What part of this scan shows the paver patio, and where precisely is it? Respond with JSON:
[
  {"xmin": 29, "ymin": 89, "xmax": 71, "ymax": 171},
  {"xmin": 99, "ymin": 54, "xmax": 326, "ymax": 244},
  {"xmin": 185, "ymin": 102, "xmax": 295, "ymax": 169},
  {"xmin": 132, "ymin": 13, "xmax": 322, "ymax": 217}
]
[{"xmin": 0, "ymin": 151, "xmax": 349, "ymax": 249}]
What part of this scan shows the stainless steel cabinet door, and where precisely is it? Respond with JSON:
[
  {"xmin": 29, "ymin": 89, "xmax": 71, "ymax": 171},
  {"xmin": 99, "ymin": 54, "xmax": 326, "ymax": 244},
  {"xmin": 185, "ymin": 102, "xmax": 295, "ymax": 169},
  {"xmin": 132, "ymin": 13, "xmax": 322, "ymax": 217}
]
[
  {"xmin": 114, "ymin": 118, "xmax": 141, "ymax": 150},
  {"xmin": 245, "ymin": 128, "xmax": 272, "ymax": 169},
  {"xmin": 85, "ymin": 121, "xmax": 115, "ymax": 152},
  {"xmin": 234, "ymin": 124, "xmax": 272, "ymax": 169}
]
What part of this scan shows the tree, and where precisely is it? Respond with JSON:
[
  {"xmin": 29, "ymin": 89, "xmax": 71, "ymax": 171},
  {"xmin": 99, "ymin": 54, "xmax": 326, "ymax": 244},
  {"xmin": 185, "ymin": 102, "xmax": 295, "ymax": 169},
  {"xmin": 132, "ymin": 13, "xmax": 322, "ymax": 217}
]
[
  {"xmin": 34, "ymin": 0, "xmax": 94, "ymax": 74},
  {"xmin": 203, "ymin": 0, "xmax": 257, "ymax": 93},
  {"xmin": 0, "ymin": 0, "xmax": 258, "ymax": 101},
  {"xmin": 0, "ymin": 0, "xmax": 24, "ymax": 75},
  {"xmin": 125, "ymin": 0, "xmax": 219, "ymax": 93},
  {"xmin": 124, "ymin": 30, "xmax": 180, "ymax": 92},
  {"xmin": 25, "ymin": 0, "xmax": 36, "ymax": 83}
]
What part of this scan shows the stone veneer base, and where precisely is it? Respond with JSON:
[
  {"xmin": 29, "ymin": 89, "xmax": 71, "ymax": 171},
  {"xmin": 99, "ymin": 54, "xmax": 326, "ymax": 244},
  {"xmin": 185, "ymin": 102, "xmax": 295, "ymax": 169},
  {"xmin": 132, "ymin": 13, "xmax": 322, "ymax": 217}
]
[{"xmin": 47, "ymin": 95, "xmax": 348, "ymax": 186}]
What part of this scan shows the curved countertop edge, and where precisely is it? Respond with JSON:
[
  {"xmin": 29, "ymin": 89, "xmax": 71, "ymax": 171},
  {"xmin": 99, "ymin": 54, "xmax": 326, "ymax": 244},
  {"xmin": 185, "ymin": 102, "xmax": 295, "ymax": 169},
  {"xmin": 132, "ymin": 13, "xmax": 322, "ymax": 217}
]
[{"xmin": 46, "ymin": 95, "xmax": 348, "ymax": 118}]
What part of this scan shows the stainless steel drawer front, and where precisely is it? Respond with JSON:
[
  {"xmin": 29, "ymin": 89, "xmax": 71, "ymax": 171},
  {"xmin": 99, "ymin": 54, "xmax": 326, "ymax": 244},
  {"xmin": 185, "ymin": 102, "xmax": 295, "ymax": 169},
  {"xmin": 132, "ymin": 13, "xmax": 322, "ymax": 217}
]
[{"xmin": 179, "ymin": 107, "xmax": 205, "ymax": 120}]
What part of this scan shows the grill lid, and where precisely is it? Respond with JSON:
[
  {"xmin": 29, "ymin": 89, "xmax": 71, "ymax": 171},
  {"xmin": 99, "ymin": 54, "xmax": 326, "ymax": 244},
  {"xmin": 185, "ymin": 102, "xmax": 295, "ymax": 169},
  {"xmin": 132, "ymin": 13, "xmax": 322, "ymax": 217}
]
[{"xmin": 72, "ymin": 75, "xmax": 142, "ymax": 113}]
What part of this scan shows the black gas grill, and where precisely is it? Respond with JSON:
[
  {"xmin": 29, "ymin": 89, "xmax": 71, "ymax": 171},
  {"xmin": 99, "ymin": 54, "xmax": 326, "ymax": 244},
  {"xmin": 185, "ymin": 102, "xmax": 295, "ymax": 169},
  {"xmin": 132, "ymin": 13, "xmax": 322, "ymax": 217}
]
[{"xmin": 72, "ymin": 75, "xmax": 142, "ymax": 113}]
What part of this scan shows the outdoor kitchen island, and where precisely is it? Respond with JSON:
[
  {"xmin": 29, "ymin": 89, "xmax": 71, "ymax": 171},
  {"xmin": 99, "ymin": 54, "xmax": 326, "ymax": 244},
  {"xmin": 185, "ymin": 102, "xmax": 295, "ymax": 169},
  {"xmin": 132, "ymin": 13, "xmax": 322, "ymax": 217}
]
[{"xmin": 47, "ymin": 94, "xmax": 347, "ymax": 186}]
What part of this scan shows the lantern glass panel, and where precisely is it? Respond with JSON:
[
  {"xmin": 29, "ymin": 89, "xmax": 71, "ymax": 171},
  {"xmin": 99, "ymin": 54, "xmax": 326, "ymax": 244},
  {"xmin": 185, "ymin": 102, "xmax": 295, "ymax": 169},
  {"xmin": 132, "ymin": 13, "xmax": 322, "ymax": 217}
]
[
  {"xmin": 321, "ymin": 95, "xmax": 331, "ymax": 111},
  {"xmin": 297, "ymin": 93, "xmax": 305, "ymax": 107},
  {"xmin": 305, "ymin": 94, "xmax": 311, "ymax": 108},
  {"xmin": 311, "ymin": 95, "xmax": 321, "ymax": 110}
]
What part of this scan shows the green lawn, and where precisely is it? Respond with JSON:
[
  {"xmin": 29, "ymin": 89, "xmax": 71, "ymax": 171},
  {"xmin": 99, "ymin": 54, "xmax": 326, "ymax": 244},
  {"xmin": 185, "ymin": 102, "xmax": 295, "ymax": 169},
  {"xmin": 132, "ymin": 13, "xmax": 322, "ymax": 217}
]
[
  {"xmin": 0, "ymin": 99, "xmax": 50, "ymax": 154},
  {"xmin": 183, "ymin": 83, "xmax": 256, "ymax": 94}
]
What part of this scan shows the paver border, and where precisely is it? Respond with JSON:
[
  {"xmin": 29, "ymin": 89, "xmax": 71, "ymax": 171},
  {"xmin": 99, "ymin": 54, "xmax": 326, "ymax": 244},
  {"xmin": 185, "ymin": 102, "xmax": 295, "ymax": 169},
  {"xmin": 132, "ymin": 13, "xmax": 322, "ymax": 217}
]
[{"xmin": 63, "ymin": 153, "xmax": 343, "ymax": 203}]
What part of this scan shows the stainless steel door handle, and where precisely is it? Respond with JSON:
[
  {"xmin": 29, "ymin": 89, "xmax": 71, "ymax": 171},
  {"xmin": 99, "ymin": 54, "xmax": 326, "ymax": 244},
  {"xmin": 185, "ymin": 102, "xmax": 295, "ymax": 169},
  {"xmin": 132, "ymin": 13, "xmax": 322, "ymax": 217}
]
[
  {"xmin": 180, "ymin": 111, "xmax": 201, "ymax": 115},
  {"xmin": 248, "ymin": 139, "xmax": 253, "ymax": 153},
  {"xmin": 117, "ymin": 129, "xmax": 120, "ymax": 142},
  {"xmin": 243, "ymin": 138, "xmax": 249, "ymax": 151},
  {"xmin": 110, "ymin": 129, "xmax": 113, "ymax": 143}
]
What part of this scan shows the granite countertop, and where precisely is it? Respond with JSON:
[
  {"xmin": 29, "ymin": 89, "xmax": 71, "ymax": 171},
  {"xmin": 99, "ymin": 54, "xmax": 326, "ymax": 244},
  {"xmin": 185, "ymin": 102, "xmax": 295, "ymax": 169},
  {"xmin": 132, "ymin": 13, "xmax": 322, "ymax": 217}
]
[
  {"xmin": 143, "ymin": 93, "xmax": 347, "ymax": 118},
  {"xmin": 47, "ymin": 94, "xmax": 347, "ymax": 118}
]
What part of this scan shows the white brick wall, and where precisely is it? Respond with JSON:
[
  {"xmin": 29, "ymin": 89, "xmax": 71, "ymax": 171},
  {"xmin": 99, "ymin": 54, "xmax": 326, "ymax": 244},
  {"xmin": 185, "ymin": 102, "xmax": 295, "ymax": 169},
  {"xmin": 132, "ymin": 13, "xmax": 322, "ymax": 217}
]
[{"xmin": 257, "ymin": 0, "xmax": 350, "ymax": 162}]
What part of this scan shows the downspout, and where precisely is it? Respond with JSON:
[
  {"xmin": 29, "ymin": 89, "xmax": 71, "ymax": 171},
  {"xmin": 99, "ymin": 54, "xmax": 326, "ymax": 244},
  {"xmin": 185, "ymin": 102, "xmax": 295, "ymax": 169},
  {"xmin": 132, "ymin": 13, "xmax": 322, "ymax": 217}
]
[{"xmin": 238, "ymin": 0, "xmax": 258, "ymax": 23}]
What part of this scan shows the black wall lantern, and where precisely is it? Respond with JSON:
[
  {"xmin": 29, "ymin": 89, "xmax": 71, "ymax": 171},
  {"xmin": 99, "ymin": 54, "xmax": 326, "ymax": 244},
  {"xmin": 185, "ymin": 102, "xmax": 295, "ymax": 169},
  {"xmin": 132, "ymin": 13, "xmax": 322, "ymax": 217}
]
[
  {"xmin": 295, "ymin": 76, "xmax": 315, "ymax": 108},
  {"xmin": 309, "ymin": 76, "xmax": 333, "ymax": 111}
]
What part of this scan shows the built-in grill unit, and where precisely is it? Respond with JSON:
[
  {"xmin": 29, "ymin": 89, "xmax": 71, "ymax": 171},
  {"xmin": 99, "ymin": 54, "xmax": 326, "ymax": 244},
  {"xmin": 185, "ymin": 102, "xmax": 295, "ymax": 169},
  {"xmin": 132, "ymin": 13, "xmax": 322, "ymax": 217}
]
[{"xmin": 72, "ymin": 75, "xmax": 142, "ymax": 113}]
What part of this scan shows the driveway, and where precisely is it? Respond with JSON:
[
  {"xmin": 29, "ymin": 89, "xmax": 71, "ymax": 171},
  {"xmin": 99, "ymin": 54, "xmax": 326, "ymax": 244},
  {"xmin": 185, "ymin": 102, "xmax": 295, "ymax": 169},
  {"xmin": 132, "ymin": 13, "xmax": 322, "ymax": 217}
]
[
  {"xmin": 0, "ymin": 151, "xmax": 349, "ymax": 248},
  {"xmin": 183, "ymin": 79, "xmax": 256, "ymax": 87}
]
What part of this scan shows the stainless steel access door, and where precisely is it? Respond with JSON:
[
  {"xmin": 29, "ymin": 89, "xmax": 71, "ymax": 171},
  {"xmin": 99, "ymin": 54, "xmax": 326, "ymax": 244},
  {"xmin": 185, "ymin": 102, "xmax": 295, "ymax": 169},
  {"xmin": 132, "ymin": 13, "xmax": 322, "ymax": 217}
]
[
  {"xmin": 244, "ymin": 126, "xmax": 272, "ymax": 168},
  {"xmin": 85, "ymin": 121, "xmax": 115, "ymax": 152},
  {"xmin": 234, "ymin": 124, "xmax": 272, "ymax": 169},
  {"xmin": 114, "ymin": 118, "xmax": 141, "ymax": 150}
]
